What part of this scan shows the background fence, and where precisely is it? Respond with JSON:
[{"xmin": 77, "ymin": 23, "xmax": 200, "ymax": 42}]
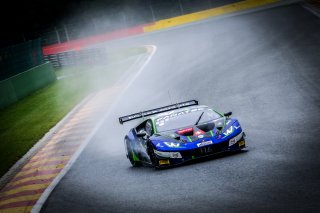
[{"xmin": 0, "ymin": 39, "xmax": 43, "ymax": 81}]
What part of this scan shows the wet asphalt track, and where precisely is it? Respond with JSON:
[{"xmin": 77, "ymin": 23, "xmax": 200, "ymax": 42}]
[{"xmin": 41, "ymin": 3, "xmax": 320, "ymax": 213}]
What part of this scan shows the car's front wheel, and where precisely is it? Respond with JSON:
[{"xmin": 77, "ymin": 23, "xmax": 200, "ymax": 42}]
[
  {"xmin": 147, "ymin": 143, "xmax": 160, "ymax": 169},
  {"xmin": 125, "ymin": 138, "xmax": 141, "ymax": 167}
]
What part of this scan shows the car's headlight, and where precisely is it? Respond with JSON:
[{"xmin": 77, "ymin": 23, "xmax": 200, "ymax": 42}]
[
  {"xmin": 164, "ymin": 142, "xmax": 180, "ymax": 148},
  {"xmin": 223, "ymin": 126, "xmax": 234, "ymax": 136},
  {"xmin": 229, "ymin": 132, "xmax": 243, "ymax": 146},
  {"xmin": 154, "ymin": 150, "xmax": 182, "ymax": 158}
]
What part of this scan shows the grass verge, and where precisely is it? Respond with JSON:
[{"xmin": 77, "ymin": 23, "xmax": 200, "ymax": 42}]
[{"xmin": 0, "ymin": 46, "xmax": 146, "ymax": 177}]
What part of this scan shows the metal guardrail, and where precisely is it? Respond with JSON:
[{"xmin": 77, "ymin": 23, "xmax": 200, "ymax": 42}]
[{"xmin": 43, "ymin": 47, "xmax": 107, "ymax": 69}]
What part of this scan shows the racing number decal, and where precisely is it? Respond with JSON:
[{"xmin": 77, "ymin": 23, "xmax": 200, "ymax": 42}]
[{"xmin": 200, "ymin": 146, "xmax": 213, "ymax": 154}]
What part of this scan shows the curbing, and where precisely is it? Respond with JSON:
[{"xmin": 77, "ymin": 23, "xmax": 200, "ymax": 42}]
[
  {"xmin": 0, "ymin": 48, "xmax": 150, "ymax": 191},
  {"xmin": 31, "ymin": 45, "xmax": 157, "ymax": 213},
  {"xmin": 0, "ymin": 93, "xmax": 94, "ymax": 190}
]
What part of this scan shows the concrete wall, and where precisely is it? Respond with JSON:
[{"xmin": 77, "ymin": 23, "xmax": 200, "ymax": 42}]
[{"xmin": 0, "ymin": 62, "xmax": 56, "ymax": 109}]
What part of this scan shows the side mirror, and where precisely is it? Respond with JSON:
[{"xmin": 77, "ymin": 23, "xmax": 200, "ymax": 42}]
[
  {"xmin": 136, "ymin": 131, "xmax": 147, "ymax": 137},
  {"xmin": 224, "ymin": 112, "xmax": 232, "ymax": 117}
]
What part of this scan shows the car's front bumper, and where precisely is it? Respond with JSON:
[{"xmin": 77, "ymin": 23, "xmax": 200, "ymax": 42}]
[{"xmin": 155, "ymin": 133, "xmax": 246, "ymax": 167}]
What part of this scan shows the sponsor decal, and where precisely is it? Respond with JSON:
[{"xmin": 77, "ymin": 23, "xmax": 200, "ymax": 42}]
[
  {"xmin": 164, "ymin": 142, "xmax": 180, "ymax": 148},
  {"xmin": 234, "ymin": 125, "xmax": 241, "ymax": 129},
  {"xmin": 223, "ymin": 126, "xmax": 233, "ymax": 136},
  {"xmin": 155, "ymin": 108, "xmax": 203, "ymax": 126},
  {"xmin": 156, "ymin": 143, "xmax": 164, "ymax": 147},
  {"xmin": 228, "ymin": 132, "xmax": 243, "ymax": 146},
  {"xmin": 198, "ymin": 135, "xmax": 204, "ymax": 139},
  {"xmin": 200, "ymin": 146, "xmax": 213, "ymax": 154},
  {"xmin": 197, "ymin": 140, "xmax": 213, "ymax": 147},
  {"xmin": 229, "ymin": 137, "xmax": 237, "ymax": 146}
]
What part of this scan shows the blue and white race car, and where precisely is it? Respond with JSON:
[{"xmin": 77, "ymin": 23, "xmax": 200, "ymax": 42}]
[{"xmin": 119, "ymin": 100, "xmax": 246, "ymax": 168}]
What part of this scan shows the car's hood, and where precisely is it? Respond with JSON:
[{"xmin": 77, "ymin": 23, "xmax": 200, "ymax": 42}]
[{"xmin": 150, "ymin": 118, "xmax": 242, "ymax": 151}]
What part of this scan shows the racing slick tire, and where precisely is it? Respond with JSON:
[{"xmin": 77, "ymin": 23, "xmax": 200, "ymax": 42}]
[
  {"xmin": 125, "ymin": 138, "xmax": 141, "ymax": 167},
  {"xmin": 147, "ymin": 142, "xmax": 160, "ymax": 169}
]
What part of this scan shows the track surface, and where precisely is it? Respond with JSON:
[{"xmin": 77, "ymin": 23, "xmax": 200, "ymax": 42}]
[{"xmin": 42, "ymin": 4, "xmax": 320, "ymax": 213}]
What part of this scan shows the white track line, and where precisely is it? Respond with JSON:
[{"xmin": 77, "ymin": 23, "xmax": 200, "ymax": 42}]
[{"xmin": 31, "ymin": 45, "xmax": 156, "ymax": 213}]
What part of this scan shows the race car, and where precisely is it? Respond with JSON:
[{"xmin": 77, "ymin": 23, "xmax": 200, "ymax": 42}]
[{"xmin": 119, "ymin": 100, "xmax": 246, "ymax": 168}]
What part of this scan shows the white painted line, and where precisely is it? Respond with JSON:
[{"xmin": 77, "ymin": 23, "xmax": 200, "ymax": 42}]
[
  {"xmin": 31, "ymin": 45, "xmax": 157, "ymax": 213},
  {"xmin": 123, "ymin": 45, "xmax": 157, "ymax": 92}
]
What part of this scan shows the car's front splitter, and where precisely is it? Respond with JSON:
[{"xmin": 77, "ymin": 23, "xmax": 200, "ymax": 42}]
[{"xmin": 155, "ymin": 138, "xmax": 246, "ymax": 168}]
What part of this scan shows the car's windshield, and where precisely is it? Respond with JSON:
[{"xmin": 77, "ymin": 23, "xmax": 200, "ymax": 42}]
[{"xmin": 155, "ymin": 107, "xmax": 221, "ymax": 132}]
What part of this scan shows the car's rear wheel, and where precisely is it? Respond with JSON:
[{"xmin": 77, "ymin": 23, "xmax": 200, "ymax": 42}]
[{"xmin": 125, "ymin": 138, "xmax": 141, "ymax": 167}]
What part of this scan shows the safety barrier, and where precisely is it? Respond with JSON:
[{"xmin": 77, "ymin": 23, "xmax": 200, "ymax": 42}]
[
  {"xmin": 0, "ymin": 62, "xmax": 56, "ymax": 109},
  {"xmin": 44, "ymin": 48, "xmax": 107, "ymax": 69},
  {"xmin": 42, "ymin": 25, "xmax": 148, "ymax": 55}
]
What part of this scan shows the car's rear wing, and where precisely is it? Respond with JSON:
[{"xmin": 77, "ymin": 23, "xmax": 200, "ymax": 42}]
[{"xmin": 118, "ymin": 100, "xmax": 199, "ymax": 124}]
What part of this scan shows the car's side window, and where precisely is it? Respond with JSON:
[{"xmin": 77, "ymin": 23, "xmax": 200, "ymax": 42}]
[
  {"xmin": 135, "ymin": 121, "xmax": 146, "ymax": 134},
  {"xmin": 135, "ymin": 119, "xmax": 153, "ymax": 136},
  {"xmin": 145, "ymin": 120, "xmax": 153, "ymax": 136}
]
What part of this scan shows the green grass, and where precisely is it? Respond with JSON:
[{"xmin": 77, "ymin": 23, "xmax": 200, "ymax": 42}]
[{"xmin": 0, "ymin": 47, "xmax": 146, "ymax": 177}]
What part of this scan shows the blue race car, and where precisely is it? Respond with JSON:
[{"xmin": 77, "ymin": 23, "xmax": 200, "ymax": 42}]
[{"xmin": 119, "ymin": 100, "xmax": 246, "ymax": 168}]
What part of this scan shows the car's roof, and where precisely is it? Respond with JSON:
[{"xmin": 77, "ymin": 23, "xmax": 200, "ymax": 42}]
[{"xmin": 150, "ymin": 105, "xmax": 209, "ymax": 120}]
